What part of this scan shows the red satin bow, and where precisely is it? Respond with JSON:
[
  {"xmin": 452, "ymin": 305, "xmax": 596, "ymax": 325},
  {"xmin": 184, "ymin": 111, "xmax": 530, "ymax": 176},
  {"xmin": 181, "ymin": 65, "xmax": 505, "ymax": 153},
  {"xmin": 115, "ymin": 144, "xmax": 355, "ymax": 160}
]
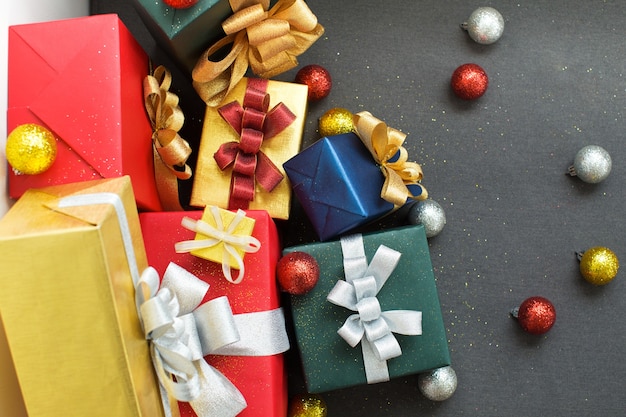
[{"xmin": 214, "ymin": 78, "xmax": 295, "ymax": 210}]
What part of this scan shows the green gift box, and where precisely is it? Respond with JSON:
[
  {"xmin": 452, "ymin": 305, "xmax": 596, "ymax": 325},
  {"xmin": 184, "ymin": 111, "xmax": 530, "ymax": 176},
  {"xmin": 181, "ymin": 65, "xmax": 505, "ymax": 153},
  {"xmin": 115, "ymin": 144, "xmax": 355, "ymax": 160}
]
[{"xmin": 284, "ymin": 225, "xmax": 450, "ymax": 393}]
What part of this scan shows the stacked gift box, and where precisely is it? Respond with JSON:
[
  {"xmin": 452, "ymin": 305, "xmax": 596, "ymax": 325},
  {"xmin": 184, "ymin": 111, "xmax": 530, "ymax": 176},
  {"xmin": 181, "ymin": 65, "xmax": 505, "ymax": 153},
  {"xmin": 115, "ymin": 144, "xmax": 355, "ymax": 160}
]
[{"xmin": 0, "ymin": 2, "xmax": 450, "ymax": 416}]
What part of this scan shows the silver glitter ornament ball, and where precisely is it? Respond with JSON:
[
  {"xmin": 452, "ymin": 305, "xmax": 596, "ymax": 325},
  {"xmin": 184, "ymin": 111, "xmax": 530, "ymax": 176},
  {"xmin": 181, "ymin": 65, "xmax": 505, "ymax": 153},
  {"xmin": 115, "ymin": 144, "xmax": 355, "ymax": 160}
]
[
  {"xmin": 568, "ymin": 145, "xmax": 612, "ymax": 183},
  {"xmin": 407, "ymin": 199, "xmax": 446, "ymax": 238},
  {"xmin": 461, "ymin": 7, "xmax": 505, "ymax": 45},
  {"xmin": 418, "ymin": 366, "xmax": 458, "ymax": 401}
]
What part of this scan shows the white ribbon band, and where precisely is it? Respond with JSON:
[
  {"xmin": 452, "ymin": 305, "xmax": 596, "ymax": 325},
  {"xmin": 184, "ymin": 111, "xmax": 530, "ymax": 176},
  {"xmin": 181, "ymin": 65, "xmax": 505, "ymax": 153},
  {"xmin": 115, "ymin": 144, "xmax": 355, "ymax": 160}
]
[
  {"xmin": 175, "ymin": 206, "xmax": 261, "ymax": 284},
  {"xmin": 327, "ymin": 233, "xmax": 423, "ymax": 384},
  {"xmin": 58, "ymin": 193, "xmax": 289, "ymax": 417}
]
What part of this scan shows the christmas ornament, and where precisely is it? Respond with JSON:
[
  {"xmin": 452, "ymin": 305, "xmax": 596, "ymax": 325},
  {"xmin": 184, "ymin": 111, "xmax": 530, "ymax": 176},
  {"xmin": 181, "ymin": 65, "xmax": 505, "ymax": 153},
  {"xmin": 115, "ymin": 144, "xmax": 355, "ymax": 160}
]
[
  {"xmin": 417, "ymin": 366, "xmax": 458, "ymax": 401},
  {"xmin": 6, "ymin": 123, "xmax": 57, "ymax": 175},
  {"xmin": 511, "ymin": 296, "xmax": 556, "ymax": 335},
  {"xmin": 407, "ymin": 199, "xmax": 446, "ymax": 238},
  {"xmin": 461, "ymin": 7, "xmax": 505, "ymax": 45},
  {"xmin": 318, "ymin": 107, "xmax": 354, "ymax": 137},
  {"xmin": 277, "ymin": 251, "xmax": 320, "ymax": 295},
  {"xmin": 162, "ymin": 0, "xmax": 198, "ymax": 8},
  {"xmin": 568, "ymin": 145, "xmax": 612, "ymax": 183},
  {"xmin": 577, "ymin": 247, "xmax": 619, "ymax": 285},
  {"xmin": 451, "ymin": 63, "xmax": 489, "ymax": 100},
  {"xmin": 288, "ymin": 394, "xmax": 327, "ymax": 417},
  {"xmin": 295, "ymin": 64, "xmax": 332, "ymax": 101}
]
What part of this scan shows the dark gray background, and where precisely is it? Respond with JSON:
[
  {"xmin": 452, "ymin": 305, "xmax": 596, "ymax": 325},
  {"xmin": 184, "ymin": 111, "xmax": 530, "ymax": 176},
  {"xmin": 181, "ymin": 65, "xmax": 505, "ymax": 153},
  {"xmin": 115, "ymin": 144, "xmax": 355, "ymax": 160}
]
[{"xmin": 91, "ymin": 1, "xmax": 626, "ymax": 415}]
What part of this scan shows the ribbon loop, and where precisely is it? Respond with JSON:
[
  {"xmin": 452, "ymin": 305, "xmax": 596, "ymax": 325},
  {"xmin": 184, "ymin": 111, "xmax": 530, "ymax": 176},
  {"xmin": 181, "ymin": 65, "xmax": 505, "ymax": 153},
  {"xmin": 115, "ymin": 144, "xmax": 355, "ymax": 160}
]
[
  {"xmin": 352, "ymin": 111, "xmax": 428, "ymax": 207},
  {"xmin": 193, "ymin": 0, "xmax": 324, "ymax": 107},
  {"xmin": 143, "ymin": 65, "xmax": 193, "ymax": 211},
  {"xmin": 327, "ymin": 234, "xmax": 423, "ymax": 384}
]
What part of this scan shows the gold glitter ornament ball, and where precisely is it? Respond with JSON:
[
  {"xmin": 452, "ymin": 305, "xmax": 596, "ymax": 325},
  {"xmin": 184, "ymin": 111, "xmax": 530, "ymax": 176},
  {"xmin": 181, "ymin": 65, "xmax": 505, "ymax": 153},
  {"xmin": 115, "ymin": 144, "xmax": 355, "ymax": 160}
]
[
  {"xmin": 288, "ymin": 394, "xmax": 327, "ymax": 417},
  {"xmin": 579, "ymin": 246, "xmax": 619, "ymax": 285},
  {"xmin": 6, "ymin": 123, "xmax": 57, "ymax": 175},
  {"xmin": 318, "ymin": 108, "xmax": 354, "ymax": 137}
]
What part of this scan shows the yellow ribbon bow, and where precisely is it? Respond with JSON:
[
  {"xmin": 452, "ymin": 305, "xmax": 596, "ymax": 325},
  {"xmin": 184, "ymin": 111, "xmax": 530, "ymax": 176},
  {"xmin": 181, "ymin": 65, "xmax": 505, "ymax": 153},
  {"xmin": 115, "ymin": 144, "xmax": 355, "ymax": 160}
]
[
  {"xmin": 192, "ymin": 0, "xmax": 324, "ymax": 107},
  {"xmin": 353, "ymin": 111, "xmax": 428, "ymax": 207},
  {"xmin": 143, "ymin": 65, "xmax": 193, "ymax": 211}
]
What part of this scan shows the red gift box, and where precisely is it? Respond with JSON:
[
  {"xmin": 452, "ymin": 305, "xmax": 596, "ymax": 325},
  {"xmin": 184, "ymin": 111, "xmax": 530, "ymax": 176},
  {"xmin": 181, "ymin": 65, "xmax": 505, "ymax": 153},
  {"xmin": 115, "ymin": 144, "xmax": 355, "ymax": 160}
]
[
  {"xmin": 139, "ymin": 210, "xmax": 286, "ymax": 417},
  {"xmin": 7, "ymin": 14, "xmax": 161, "ymax": 211}
]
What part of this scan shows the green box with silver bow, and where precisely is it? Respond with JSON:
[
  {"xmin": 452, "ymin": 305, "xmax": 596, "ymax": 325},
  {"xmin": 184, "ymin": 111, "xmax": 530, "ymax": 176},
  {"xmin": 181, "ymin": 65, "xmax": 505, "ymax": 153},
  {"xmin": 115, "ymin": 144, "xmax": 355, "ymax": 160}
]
[{"xmin": 284, "ymin": 224, "xmax": 450, "ymax": 393}]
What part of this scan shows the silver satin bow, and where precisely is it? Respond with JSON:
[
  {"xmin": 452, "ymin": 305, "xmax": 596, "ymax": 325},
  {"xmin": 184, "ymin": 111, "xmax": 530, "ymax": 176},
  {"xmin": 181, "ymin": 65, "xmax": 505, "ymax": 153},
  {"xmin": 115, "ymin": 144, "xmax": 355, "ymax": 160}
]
[
  {"xmin": 327, "ymin": 233, "xmax": 423, "ymax": 384},
  {"xmin": 58, "ymin": 193, "xmax": 289, "ymax": 417}
]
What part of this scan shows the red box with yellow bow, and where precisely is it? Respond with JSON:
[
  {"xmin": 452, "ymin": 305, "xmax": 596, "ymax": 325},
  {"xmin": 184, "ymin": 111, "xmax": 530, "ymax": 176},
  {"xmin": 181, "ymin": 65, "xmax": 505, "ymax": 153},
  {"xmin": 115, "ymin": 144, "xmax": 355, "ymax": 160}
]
[
  {"xmin": 190, "ymin": 77, "xmax": 308, "ymax": 220},
  {"xmin": 139, "ymin": 208, "xmax": 288, "ymax": 417}
]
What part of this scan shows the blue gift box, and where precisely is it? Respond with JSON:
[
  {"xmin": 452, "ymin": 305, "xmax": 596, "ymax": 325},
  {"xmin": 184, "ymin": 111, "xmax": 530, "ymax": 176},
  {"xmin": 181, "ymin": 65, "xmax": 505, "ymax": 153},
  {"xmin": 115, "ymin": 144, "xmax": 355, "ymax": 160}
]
[{"xmin": 283, "ymin": 132, "xmax": 424, "ymax": 241}]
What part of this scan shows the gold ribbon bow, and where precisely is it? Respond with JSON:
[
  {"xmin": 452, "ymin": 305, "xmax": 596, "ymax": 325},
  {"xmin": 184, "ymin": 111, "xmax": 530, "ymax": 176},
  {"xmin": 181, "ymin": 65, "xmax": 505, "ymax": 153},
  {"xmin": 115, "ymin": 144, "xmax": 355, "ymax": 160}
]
[
  {"xmin": 144, "ymin": 65, "xmax": 193, "ymax": 211},
  {"xmin": 353, "ymin": 111, "xmax": 428, "ymax": 207},
  {"xmin": 192, "ymin": 0, "xmax": 324, "ymax": 107}
]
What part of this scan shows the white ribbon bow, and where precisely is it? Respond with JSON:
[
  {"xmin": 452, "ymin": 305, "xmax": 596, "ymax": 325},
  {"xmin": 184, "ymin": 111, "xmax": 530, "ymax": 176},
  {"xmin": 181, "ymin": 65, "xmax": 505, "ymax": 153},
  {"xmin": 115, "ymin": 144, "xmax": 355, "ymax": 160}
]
[
  {"xmin": 327, "ymin": 233, "xmax": 423, "ymax": 384},
  {"xmin": 58, "ymin": 193, "xmax": 289, "ymax": 417},
  {"xmin": 175, "ymin": 206, "xmax": 261, "ymax": 284}
]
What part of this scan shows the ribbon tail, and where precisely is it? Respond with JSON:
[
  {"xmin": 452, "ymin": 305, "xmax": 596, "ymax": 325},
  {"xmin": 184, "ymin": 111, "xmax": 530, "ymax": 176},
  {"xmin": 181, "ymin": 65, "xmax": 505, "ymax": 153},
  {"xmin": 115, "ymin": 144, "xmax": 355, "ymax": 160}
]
[
  {"xmin": 189, "ymin": 359, "xmax": 247, "ymax": 417},
  {"xmin": 154, "ymin": 146, "xmax": 184, "ymax": 211},
  {"xmin": 361, "ymin": 338, "xmax": 390, "ymax": 384},
  {"xmin": 255, "ymin": 151, "xmax": 284, "ymax": 192},
  {"xmin": 381, "ymin": 167, "xmax": 413, "ymax": 207}
]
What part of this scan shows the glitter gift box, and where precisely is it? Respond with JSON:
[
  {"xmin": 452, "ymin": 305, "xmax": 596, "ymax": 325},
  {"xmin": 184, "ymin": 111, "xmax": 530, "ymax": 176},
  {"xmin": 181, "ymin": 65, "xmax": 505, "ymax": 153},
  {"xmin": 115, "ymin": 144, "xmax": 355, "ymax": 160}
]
[
  {"xmin": 283, "ymin": 132, "xmax": 425, "ymax": 241},
  {"xmin": 190, "ymin": 77, "xmax": 307, "ymax": 220},
  {"xmin": 7, "ymin": 14, "xmax": 162, "ymax": 211},
  {"xmin": 139, "ymin": 209, "xmax": 288, "ymax": 417},
  {"xmin": 0, "ymin": 177, "xmax": 167, "ymax": 417},
  {"xmin": 284, "ymin": 224, "xmax": 450, "ymax": 393},
  {"xmin": 132, "ymin": 0, "xmax": 231, "ymax": 73}
]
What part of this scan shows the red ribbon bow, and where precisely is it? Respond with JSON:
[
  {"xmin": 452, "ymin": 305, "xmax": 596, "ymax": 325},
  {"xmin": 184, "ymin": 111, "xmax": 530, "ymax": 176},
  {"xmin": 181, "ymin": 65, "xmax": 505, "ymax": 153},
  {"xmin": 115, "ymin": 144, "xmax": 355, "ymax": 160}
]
[{"xmin": 214, "ymin": 78, "xmax": 295, "ymax": 210}]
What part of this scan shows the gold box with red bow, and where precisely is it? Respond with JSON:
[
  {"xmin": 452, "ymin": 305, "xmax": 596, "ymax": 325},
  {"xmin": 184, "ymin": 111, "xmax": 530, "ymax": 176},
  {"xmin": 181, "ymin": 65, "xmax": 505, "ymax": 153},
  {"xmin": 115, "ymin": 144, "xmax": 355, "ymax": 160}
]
[
  {"xmin": 0, "ymin": 177, "xmax": 168, "ymax": 417},
  {"xmin": 139, "ymin": 209, "xmax": 288, "ymax": 417},
  {"xmin": 7, "ymin": 14, "xmax": 162, "ymax": 211},
  {"xmin": 190, "ymin": 77, "xmax": 308, "ymax": 220}
]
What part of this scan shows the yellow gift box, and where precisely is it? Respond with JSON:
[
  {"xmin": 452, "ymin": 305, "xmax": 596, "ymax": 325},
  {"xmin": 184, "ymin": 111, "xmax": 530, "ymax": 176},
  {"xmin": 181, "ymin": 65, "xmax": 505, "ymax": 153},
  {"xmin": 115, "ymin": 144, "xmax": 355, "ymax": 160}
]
[
  {"xmin": 190, "ymin": 77, "xmax": 308, "ymax": 220},
  {"xmin": 0, "ymin": 177, "xmax": 168, "ymax": 417},
  {"xmin": 0, "ymin": 316, "xmax": 27, "ymax": 417}
]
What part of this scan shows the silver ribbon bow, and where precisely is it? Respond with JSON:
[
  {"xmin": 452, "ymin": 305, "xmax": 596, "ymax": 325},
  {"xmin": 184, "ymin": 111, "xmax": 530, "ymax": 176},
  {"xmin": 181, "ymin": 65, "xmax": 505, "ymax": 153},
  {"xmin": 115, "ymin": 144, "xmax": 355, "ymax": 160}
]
[
  {"xmin": 58, "ymin": 193, "xmax": 289, "ymax": 417},
  {"xmin": 327, "ymin": 233, "xmax": 423, "ymax": 384},
  {"xmin": 175, "ymin": 206, "xmax": 261, "ymax": 284}
]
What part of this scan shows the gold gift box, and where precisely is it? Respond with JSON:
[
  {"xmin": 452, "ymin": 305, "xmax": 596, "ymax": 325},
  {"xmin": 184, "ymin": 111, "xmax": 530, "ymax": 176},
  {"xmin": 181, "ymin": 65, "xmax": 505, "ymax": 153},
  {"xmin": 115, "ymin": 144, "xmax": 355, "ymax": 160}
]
[
  {"xmin": 190, "ymin": 78, "xmax": 308, "ymax": 220},
  {"xmin": 0, "ymin": 177, "xmax": 167, "ymax": 417}
]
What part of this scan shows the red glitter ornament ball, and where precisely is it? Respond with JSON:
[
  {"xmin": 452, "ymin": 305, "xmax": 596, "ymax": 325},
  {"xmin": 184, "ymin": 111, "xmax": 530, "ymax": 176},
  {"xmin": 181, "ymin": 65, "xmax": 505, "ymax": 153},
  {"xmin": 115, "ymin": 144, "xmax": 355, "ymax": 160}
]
[
  {"xmin": 277, "ymin": 252, "xmax": 320, "ymax": 295},
  {"xmin": 163, "ymin": 0, "xmax": 198, "ymax": 8},
  {"xmin": 513, "ymin": 296, "xmax": 556, "ymax": 335},
  {"xmin": 295, "ymin": 64, "xmax": 332, "ymax": 101},
  {"xmin": 450, "ymin": 63, "xmax": 489, "ymax": 100}
]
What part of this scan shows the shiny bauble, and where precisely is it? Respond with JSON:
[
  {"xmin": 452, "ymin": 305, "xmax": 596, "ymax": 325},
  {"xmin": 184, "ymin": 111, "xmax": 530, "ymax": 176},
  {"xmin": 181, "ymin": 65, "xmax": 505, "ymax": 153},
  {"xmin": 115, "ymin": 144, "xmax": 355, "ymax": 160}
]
[
  {"xmin": 318, "ymin": 108, "xmax": 354, "ymax": 137},
  {"xmin": 512, "ymin": 296, "xmax": 556, "ymax": 335},
  {"xmin": 407, "ymin": 199, "xmax": 446, "ymax": 238},
  {"xmin": 163, "ymin": 0, "xmax": 198, "ymax": 8},
  {"xmin": 277, "ymin": 251, "xmax": 320, "ymax": 295},
  {"xmin": 418, "ymin": 366, "xmax": 458, "ymax": 401},
  {"xmin": 295, "ymin": 64, "xmax": 332, "ymax": 101},
  {"xmin": 451, "ymin": 63, "xmax": 489, "ymax": 100},
  {"xmin": 288, "ymin": 394, "xmax": 327, "ymax": 417},
  {"xmin": 6, "ymin": 123, "xmax": 57, "ymax": 175},
  {"xmin": 578, "ymin": 247, "xmax": 619, "ymax": 285},
  {"xmin": 568, "ymin": 145, "xmax": 612, "ymax": 183},
  {"xmin": 461, "ymin": 7, "xmax": 505, "ymax": 45}
]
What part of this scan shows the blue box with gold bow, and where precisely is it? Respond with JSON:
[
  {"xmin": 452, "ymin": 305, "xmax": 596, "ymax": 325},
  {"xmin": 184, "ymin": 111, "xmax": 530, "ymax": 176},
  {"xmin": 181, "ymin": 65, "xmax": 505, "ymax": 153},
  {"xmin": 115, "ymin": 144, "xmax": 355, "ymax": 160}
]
[
  {"xmin": 284, "ymin": 224, "xmax": 450, "ymax": 394},
  {"xmin": 283, "ymin": 111, "xmax": 428, "ymax": 241}
]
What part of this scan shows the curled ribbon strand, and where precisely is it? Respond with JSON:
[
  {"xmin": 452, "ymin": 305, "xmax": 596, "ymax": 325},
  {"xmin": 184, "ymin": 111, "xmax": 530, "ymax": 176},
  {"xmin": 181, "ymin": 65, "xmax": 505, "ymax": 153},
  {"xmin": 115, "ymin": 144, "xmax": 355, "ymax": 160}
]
[
  {"xmin": 174, "ymin": 206, "xmax": 261, "ymax": 284},
  {"xmin": 352, "ymin": 111, "xmax": 428, "ymax": 207},
  {"xmin": 327, "ymin": 233, "xmax": 423, "ymax": 384},
  {"xmin": 144, "ymin": 65, "xmax": 193, "ymax": 211},
  {"xmin": 192, "ymin": 0, "xmax": 324, "ymax": 107},
  {"xmin": 213, "ymin": 78, "xmax": 295, "ymax": 211}
]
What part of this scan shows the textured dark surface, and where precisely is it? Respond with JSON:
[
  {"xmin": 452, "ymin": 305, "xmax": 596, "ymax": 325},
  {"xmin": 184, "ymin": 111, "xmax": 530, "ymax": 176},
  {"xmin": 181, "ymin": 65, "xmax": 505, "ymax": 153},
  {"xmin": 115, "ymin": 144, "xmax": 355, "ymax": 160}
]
[{"xmin": 91, "ymin": 1, "xmax": 626, "ymax": 415}]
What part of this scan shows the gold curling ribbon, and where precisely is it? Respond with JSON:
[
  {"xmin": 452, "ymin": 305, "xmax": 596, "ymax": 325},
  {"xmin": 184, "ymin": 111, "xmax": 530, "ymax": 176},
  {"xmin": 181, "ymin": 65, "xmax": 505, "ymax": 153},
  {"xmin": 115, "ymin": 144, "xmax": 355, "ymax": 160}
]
[
  {"xmin": 353, "ymin": 111, "xmax": 428, "ymax": 207},
  {"xmin": 144, "ymin": 65, "xmax": 193, "ymax": 211},
  {"xmin": 192, "ymin": 0, "xmax": 324, "ymax": 107}
]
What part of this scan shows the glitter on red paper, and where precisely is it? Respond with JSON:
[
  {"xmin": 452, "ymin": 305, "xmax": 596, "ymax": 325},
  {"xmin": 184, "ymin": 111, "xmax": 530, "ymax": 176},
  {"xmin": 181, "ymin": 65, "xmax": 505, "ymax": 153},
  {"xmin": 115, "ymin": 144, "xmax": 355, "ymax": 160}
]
[
  {"xmin": 277, "ymin": 251, "xmax": 320, "ymax": 295},
  {"xmin": 515, "ymin": 296, "xmax": 556, "ymax": 335},
  {"xmin": 295, "ymin": 64, "xmax": 333, "ymax": 101},
  {"xmin": 450, "ymin": 63, "xmax": 489, "ymax": 100}
]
